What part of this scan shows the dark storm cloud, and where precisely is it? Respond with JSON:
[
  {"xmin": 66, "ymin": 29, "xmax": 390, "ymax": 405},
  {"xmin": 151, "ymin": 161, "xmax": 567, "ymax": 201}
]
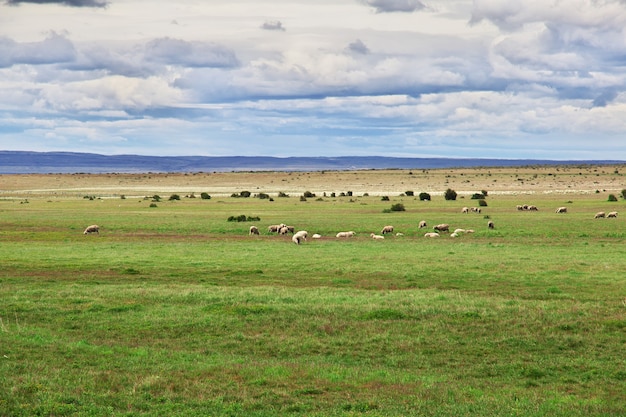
[
  {"xmin": 261, "ymin": 20, "xmax": 285, "ymax": 31},
  {"xmin": 5, "ymin": 0, "xmax": 108, "ymax": 7},
  {"xmin": 358, "ymin": 0, "xmax": 425, "ymax": 13},
  {"xmin": 144, "ymin": 37, "xmax": 239, "ymax": 68}
]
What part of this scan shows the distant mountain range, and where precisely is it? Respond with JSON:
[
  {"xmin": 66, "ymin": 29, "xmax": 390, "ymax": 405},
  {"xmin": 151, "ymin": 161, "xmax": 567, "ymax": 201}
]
[{"xmin": 0, "ymin": 151, "xmax": 623, "ymax": 174}]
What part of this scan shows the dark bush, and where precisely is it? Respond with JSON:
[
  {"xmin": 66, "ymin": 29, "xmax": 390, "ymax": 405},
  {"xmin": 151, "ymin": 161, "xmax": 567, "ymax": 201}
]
[
  {"xmin": 419, "ymin": 192, "xmax": 431, "ymax": 201},
  {"xmin": 444, "ymin": 188, "xmax": 457, "ymax": 201},
  {"xmin": 169, "ymin": 194, "xmax": 181, "ymax": 201},
  {"xmin": 471, "ymin": 193, "xmax": 485, "ymax": 200},
  {"xmin": 608, "ymin": 194, "xmax": 618, "ymax": 202},
  {"xmin": 303, "ymin": 191, "xmax": 316, "ymax": 198},
  {"xmin": 200, "ymin": 192, "xmax": 211, "ymax": 200},
  {"xmin": 478, "ymin": 199, "xmax": 488, "ymax": 207},
  {"xmin": 621, "ymin": 189, "xmax": 626, "ymax": 199},
  {"xmin": 381, "ymin": 196, "xmax": 390, "ymax": 201},
  {"xmin": 278, "ymin": 191, "xmax": 289, "ymax": 197},
  {"xmin": 227, "ymin": 215, "xmax": 261, "ymax": 222},
  {"xmin": 405, "ymin": 191, "xmax": 414, "ymax": 196},
  {"xmin": 240, "ymin": 191, "xmax": 251, "ymax": 198},
  {"xmin": 390, "ymin": 203, "xmax": 406, "ymax": 212},
  {"xmin": 256, "ymin": 193, "xmax": 270, "ymax": 199}
]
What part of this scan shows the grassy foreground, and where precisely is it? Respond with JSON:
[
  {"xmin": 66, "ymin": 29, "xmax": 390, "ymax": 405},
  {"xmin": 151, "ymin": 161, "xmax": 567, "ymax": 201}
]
[{"xmin": 1, "ymin": 172, "xmax": 625, "ymax": 416}]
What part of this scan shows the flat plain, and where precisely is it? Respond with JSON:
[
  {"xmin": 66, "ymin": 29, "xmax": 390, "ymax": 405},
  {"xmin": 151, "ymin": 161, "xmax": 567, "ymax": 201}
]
[{"xmin": 1, "ymin": 164, "xmax": 625, "ymax": 416}]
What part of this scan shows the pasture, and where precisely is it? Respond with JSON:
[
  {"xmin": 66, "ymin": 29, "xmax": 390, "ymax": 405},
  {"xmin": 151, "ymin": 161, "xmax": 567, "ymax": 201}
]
[{"xmin": 1, "ymin": 166, "xmax": 625, "ymax": 416}]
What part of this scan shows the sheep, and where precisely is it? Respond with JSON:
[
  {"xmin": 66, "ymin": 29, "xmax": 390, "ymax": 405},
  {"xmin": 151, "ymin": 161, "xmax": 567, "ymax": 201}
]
[
  {"xmin": 424, "ymin": 232, "xmax": 440, "ymax": 238},
  {"xmin": 450, "ymin": 232, "xmax": 459, "ymax": 238},
  {"xmin": 292, "ymin": 230, "xmax": 308, "ymax": 245},
  {"xmin": 268, "ymin": 224, "xmax": 285, "ymax": 233},
  {"xmin": 607, "ymin": 211, "xmax": 618, "ymax": 218},
  {"xmin": 453, "ymin": 228, "xmax": 466, "ymax": 234},
  {"xmin": 594, "ymin": 211, "xmax": 606, "ymax": 219},
  {"xmin": 471, "ymin": 207, "xmax": 481, "ymax": 213},
  {"xmin": 528, "ymin": 205, "xmax": 538, "ymax": 211},
  {"xmin": 462, "ymin": 207, "xmax": 469, "ymax": 213},
  {"xmin": 555, "ymin": 207, "xmax": 567, "ymax": 213},
  {"xmin": 465, "ymin": 229, "xmax": 475, "ymax": 233},
  {"xmin": 279, "ymin": 226, "xmax": 292, "ymax": 235},
  {"xmin": 488, "ymin": 220, "xmax": 495, "ymax": 229},
  {"xmin": 249, "ymin": 225, "xmax": 260, "ymax": 235},
  {"xmin": 312, "ymin": 233, "xmax": 322, "ymax": 239},
  {"xmin": 395, "ymin": 232, "xmax": 404, "ymax": 236},
  {"xmin": 418, "ymin": 220, "xmax": 427, "ymax": 229},
  {"xmin": 516, "ymin": 205, "xmax": 524, "ymax": 211},
  {"xmin": 370, "ymin": 233, "xmax": 385, "ymax": 240},
  {"xmin": 336, "ymin": 231, "xmax": 356, "ymax": 238},
  {"xmin": 433, "ymin": 224, "xmax": 449, "ymax": 233},
  {"xmin": 381, "ymin": 225, "xmax": 394, "ymax": 235},
  {"xmin": 83, "ymin": 224, "xmax": 100, "ymax": 234}
]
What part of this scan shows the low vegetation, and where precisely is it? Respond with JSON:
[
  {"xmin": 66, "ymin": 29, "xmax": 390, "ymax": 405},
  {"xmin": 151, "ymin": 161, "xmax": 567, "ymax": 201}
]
[{"xmin": 0, "ymin": 165, "xmax": 625, "ymax": 416}]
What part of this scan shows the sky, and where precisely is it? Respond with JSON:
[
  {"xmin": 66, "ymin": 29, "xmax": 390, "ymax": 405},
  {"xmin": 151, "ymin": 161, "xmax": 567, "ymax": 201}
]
[{"xmin": 1, "ymin": 0, "xmax": 626, "ymax": 160}]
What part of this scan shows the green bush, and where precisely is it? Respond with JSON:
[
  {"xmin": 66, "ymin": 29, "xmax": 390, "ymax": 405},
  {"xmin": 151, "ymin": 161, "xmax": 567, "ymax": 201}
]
[
  {"xmin": 381, "ymin": 196, "xmax": 390, "ymax": 201},
  {"xmin": 444, "ymin": 188, "xmax": 457, "ymax": 201},
  {"xmin": 405, "ymin": 191, "xmax": 414, "ymax": 196},
  {"xmin": 227, "ymin": 215, "xmax": 261, "ymax": 222},
  {"xmin": 608, "ymin": 194, "xmax": 618, "ymax": 202},
  {"xmin": 390, "ymin": 203, "xmax": 406, "ymax": 212},
  {"xmin": 478, "ymin": 199, "xmax": 488, "ymax": 207},
  {"xmin": 200, "ymin": 192, "xmax": 211, "ymax": 200},
  {"xmin": 303, "ymin": 191, "xmax": 316, "ymax": 198},
  {"xmin": 169, "ymin": 194, "xmax": 181, "ymax": 201},
  {"xmin": 471, "ymin": 193, "xmax": 485, "ymax": 199},
  {"xmin": 256, "ymin": 193, "xmax": 270, "ymax": 199},
  {"xmin": 621, "ymin": 189, "xmax": 626, "ymax": 199},
  {"xmin": 419, "ymin": 192, "xmax": 431, "ymax": 201}
]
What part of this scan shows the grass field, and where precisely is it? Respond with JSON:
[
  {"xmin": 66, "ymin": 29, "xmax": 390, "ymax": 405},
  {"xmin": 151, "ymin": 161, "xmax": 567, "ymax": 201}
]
[{"xmin": 1, "ymin": 166, "xmax": 625, "ymax": 416}]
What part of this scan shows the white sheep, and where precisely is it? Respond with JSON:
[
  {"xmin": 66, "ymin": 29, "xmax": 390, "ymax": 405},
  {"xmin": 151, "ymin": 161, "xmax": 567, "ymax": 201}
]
[
  {"xmin": 292, "ymin": 230, "xmax": 308, "ymax": 245},
  {"xmin": 336, "ymin": 231, "xmax": 356, "ymax": 238},
  {"xmin": 607, "ymin": 211, "xmax": 618, "ymax": 218},
  {"xmin": 424, "ymin": 232, "xmax": 440, "ymax": 238},
  {"xmin": 453, "ymin": 228, "xmax": 466, "ymax": 234},
  {"xmin": 594, "ymin": 211, "xmax": 606, "ymax": 219},
  {"xmin": 418, "ymin": 220, "xmax": 427, "ymax": 229},
  {"xmin": 556, "ymin": 207, "xmax": 567, "ymax": 213},
  {"xmin": 249, "ymin": 225, "xmax": 260, "ymax": 235},
  {"xmin": 381, "ymin": 225, "xmax": 394, "ymax": 234},
  {"xmin": 370, "ymin": 233, "xmax": 385, "ymax": 240},
  {"xmin": 312, "ymin": 233, "xmax": 322, "ymax": 239},
  {"xmin": 83, "ymin": 224, "xmax": 100, "ymax": 234}
]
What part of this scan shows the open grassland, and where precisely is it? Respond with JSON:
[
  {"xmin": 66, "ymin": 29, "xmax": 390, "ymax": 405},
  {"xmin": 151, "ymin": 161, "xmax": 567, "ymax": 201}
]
[{"xmin": 1, "ymin": 166, "xmax": 625, "ymax": 416}]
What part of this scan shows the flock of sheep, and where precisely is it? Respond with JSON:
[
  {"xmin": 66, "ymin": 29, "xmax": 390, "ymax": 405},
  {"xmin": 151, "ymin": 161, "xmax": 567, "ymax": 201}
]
[{"xmin": 83, "ymin": 205, "xmax": 618, "ymax": 241}]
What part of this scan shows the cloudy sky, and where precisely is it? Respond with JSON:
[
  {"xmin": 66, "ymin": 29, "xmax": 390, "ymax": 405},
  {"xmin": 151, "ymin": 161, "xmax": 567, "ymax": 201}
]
[{"xmin": 1, "ymin": 0, "xmax": 626, "ymax": 160}]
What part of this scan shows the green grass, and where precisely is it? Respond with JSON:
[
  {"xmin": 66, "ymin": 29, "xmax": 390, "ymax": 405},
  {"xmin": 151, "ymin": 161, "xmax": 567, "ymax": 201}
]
[{"xmin": 0, "ymin": 193, "xmax": 625, "ymax": 416}]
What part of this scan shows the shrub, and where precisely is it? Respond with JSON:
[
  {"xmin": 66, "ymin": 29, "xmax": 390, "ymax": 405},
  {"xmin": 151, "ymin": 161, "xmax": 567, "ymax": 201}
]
[
  {"xmin": 149, "ymin": 203, "xmax": 158, "ymax": 208},
  {"xmin": 300, "ymin": 196, "xmax": 307, "ymax": 202},
  {"xmin": 390, "ymin": 203, "xmax": 406, "ymax": 212},
  {"xmin": 419, "ymin": 192, "xmax": 431, "ymax": 201},
  {"xmin": 227, "ymin": 215, "xmax": 261, "ymax": 222},
  {"xmin": 405, "ymin": 191, "xmax": 414, "ymax": 196},
  {"xmin": 200, "ymin": 192, "xmax": 211, "ymax": 200},
  {"xmin": 169, "ymin": 194, "xmax": 181, "ymax": 201},
  {"xmin": 256, "ymin": 193, "xmax": 270, "ymax": 200},
  {"xmin": 240, "ymin": 191, "xmax": 251, "ymax": 198},
  {"xmin": 478, "ymin": 199, "xmax": 488, "ymax": 207},
  {"xmin": 444, "ymin": 188, "xmax": 457, "ymax": 201},
  {"xmin": 381, "ymin": 196, "xmax": 390, "ymax": 201},
  {"xmin": 278, "ymin": 191, "xmax": 289, "ymax": 198},
  {"xmin": 471, "ymin": 193, "xmax": 485, "ymax": 200},
  {"xmin": 608, "ymin": 194, "xmax": 618, "ymax": 202},
  {"xmin": 303, "ymin": 191, "xmax": 316, "ymax": 198},
  {"xmin": 621, "ymin": 189, "xmax": 626, "ymax": 199},
  {"xmin": 151, "ymin": 195, "xmax": 161, "ymax": 202}
]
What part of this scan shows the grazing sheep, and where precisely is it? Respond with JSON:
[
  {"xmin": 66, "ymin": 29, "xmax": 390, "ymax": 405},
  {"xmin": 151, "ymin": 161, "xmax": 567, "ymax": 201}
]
[
  {"xmin": 292, "ymin": 230, "xmax": 308, "ymax": 245},
  {"xmin": 465, "ymin": 229, "xmax": 475, "ymax": 233},
  {"xmin": 83, "ymin": 224, "xmax": 100, "ymax": 234},
  {"xmin": 370, "ymin": 233, "xmax": 385, "ymax": 240},
  {"xmin": 249, "ymin": 225, "xmax": 260, "ymax": 235},
  {"xmin": 528, "ymin": 205, "xmax": 538, "ymax": 211},
  {"xmin": 462, "ymin": 207, "xmax": 469, "ymax": 213},
  {"xmin": 396, "ymin": 232, "xmax": 404, "ymax": 236},
  {"xmin": 312, "ymin": 233, "xmax": 322, "ymax": 239},
  {"xmin": 607, "ymin": 211, "xmax": 618, "ymax": 218},
  {"xmin": 424, "ymin": 232, "xmax": 440, "ymax": 238},
  {"xmin": 418, "ymin": 220, "xmax": 427, "ymax": 229},
  {"xmin": 594, "ymin": 211, "xmax": 606, "ymax": 219},
  {"xmin": 268, "ymin": 224, "xmax": 285, "ymax": 233},
  {"xmin": 279, "ymin": 226, "xmax": 292, "ymax": 235},
  {"xmin": 433, "ymin": 224, "xmax": 449, "ymax": 233},
  {"xmin": 381, "ymin": 225, "xmax": 394, "ymax": 235},
  {"xmin": 488, "ymin": 220, "xmax": 495, "ymax": 229},
  {"xmin": 336, "ymin": 231, "xmax": 356, "ymax": 238},
  {"xmin": 471, "ymin": 207, "xmax": 481, "ymax": 213},
  {"xmin": 516, "ymin": 205, "xmax": 524, "ymax": 211},
  {"xmin": 556, "ymin": 207, "xmax": 567, "ymax": 213},
  {"xmin": 450, "ymin": 232, "xmax": 459, "ymax": 238},
  {"xmin": 453, "ymin": 228, "xmax": 466, "ymax": 234}
]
